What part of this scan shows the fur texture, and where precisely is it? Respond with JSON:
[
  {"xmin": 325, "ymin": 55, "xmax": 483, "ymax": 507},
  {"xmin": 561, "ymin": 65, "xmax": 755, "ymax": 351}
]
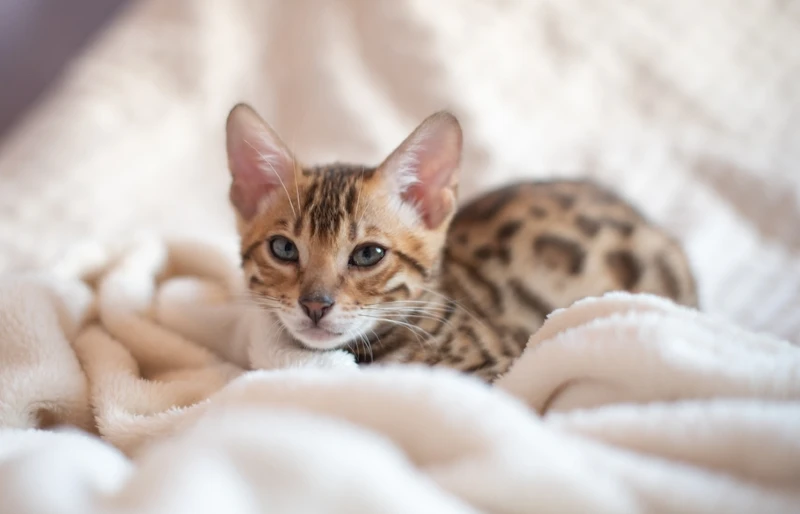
[{"xmin": 227, "ymin": 104, "xmax": 698, "ymax": 381}]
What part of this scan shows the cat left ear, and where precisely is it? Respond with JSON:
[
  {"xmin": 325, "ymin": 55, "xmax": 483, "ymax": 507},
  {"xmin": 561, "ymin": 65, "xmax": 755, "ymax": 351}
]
[
  {"xmin": 380, "ymin": 111, "xmax": 462, "ymax": 229},
  {"xmin": 226, "ymin": 103, "xmax": 296, "ymax": 221}
]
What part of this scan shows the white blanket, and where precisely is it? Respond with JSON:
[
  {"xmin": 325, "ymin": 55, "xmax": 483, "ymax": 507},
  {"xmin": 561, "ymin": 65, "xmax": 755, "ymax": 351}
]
[{"xmin": 1, "ymin": 236, "xmax": 799, "ymax": 514}]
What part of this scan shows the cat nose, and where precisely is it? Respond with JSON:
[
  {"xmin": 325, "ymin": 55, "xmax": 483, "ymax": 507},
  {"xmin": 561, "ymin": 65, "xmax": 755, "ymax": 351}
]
[{"xmin": 299, "ymin": 294, "xmax": 335, "ymax": 325}]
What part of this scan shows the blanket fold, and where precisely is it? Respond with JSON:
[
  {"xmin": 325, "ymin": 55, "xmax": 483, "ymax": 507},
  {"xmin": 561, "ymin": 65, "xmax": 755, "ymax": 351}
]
[{"xmin": 1, "ymin": 235, "xmax": 799, "ymax": 514}]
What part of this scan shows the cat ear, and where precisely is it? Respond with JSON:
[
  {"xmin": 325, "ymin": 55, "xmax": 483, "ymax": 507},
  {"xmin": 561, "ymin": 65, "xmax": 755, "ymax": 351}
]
[
  {"xmin": 225, "ymin": 103, "xmax": 296, "ymax": 220},
  {"xmin": 380, "ymin": 111, "xmax": 463, "ymax": 229}
]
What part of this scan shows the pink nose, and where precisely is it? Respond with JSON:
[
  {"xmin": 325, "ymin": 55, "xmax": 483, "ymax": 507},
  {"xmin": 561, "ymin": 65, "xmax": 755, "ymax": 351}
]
[{"xmin": 299, "ymin": 295, "xmax": 334, "ymax": 325}]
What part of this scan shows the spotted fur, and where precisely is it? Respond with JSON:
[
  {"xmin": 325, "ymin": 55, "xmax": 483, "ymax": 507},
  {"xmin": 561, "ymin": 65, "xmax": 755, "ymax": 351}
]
[{"xmin": 226, "ymin": 104, "xmax": 698, "ymax": 382}]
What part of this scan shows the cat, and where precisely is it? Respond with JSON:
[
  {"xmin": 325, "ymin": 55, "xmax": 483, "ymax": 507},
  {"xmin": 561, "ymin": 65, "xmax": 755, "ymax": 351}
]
[{"xmin": 225, "ymin": 103, "xmax": 698, "ymax": 382}]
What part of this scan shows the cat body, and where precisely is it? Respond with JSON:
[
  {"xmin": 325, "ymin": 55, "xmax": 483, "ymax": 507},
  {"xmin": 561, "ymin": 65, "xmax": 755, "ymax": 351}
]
[{"xmin": 225, "ymin": 105, "xmax": 697, "ymax": 381}]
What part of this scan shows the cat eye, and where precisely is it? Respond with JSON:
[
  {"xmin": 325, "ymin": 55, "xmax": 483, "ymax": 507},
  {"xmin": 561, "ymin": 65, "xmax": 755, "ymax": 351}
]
[
  {"xmin": 269, "ymin": 236, "xmax": 300, "ymax": 262},
  {"xmin": 349, "ymin": 244, "xmax": 387, "ymax": 268}
]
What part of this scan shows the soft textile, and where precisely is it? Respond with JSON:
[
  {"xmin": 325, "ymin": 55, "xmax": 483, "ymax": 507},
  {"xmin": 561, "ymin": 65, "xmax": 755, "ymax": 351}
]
[{"xmin": 0, "ymin": 236, "xmax": 799, "ymax": 513}]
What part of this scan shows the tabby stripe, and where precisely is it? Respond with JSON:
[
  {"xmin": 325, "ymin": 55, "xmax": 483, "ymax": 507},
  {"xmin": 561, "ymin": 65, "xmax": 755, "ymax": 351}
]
[
  {"xmin": 508, "ymin": 279, "xmax": 554, "ymax": 317},
  {"xmin": 345, "ymin": 184, "xmax": 358, "ymax": 216},
  {"xmin": 462, "ymin": 360, "xmax": 495, "ymax": 373},
  {"xmin": 242, "ymin": 240, "xmax": 263, "ymax": 261},
  {"xmin": 460, "ymin": 326, "xmax": 497, "ymax": 367},
  {"xmin": 394, "ymin": 250, "xmax": 429, "ymax": 278},
  {"xmin": 497, "ymin": 329, "xmax": 519, "ymax": 358},
  {"xmin": 430, "ymin": 301, "xmax": 457, "ymax": 336},
  {"xmin": 438, "ymin": 332, "xmax": 455, "ymax": 355},
  {"xmin": 361, "ymin": 331, "xmax": 406, "ymax": 362},
  {"xmin": 446, "ymin": 251, "xmax": 503, "ymax": 312}
]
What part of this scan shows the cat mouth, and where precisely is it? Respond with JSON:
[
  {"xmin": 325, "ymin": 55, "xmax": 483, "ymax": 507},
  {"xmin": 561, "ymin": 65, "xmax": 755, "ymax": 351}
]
[{"xmin": 296, "ymin": 327, "xmax": 344, "ymax": 343}]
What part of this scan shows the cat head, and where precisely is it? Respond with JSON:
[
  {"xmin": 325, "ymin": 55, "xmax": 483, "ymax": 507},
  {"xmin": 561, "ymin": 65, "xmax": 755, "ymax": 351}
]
[{"xmin": 226, "ymin": 103, "xmax": 462, "ymax": 350}]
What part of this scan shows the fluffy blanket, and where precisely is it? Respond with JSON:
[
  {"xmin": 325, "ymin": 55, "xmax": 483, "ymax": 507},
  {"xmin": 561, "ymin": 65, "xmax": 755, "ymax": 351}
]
[{"xmin": 1, "ymin": 235, "xmax": 798, "ymax": 514}]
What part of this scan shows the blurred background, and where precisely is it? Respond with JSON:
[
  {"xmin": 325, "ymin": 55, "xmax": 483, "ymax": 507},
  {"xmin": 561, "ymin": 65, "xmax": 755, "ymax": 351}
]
[
  {"xmin": 0, "ymin": 0, "xmax": 126, "ymax": 137},
  {"xmin": 0, "ymin": 0, "xmax": 799, "ymax": 341}
]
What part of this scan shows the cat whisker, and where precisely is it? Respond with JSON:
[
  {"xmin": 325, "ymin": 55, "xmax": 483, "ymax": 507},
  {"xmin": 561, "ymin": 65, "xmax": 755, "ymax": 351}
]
[
  {"xmin": 361, "ymin": 308, "xmax": 450, "ymax": 324},
  {"xmin": 367, "ymin": 329, "xmax": 379, "ymax": 363},
  {"xmin": 361, "ymin": 311, "xmax": 455, "ymax": 335},
  {"xmin": 358, "ymin": 314, "xmax": 435, "ymax": 351},
  {"xmin": 359, "ymin": 331, "xmax": 373, "ymax": 363},
  {"xmin": 418, "ymin": 286, "xmax": 489, "ymax": 332}
]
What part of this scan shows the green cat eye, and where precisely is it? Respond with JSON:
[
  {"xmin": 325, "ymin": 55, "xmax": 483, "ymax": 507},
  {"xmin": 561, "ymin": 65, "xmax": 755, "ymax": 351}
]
[
  {"xmin": 349, "ymin": 244, "xmax": 387, "ymax": 267},
  {"xmin": 269, "ymin": 236, "xmax": 299, "ymax": 262}
]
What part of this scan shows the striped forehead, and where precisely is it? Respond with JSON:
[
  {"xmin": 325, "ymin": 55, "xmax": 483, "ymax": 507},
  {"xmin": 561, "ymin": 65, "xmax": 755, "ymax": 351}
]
[{"xmin": 297, "ymin": 164, "xmax": 377, "ymax": 239}]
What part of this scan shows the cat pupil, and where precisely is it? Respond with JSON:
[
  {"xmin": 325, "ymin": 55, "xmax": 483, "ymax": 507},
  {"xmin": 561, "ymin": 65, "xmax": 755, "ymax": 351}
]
[
  {"xmin": 351, "ymin": 245, "xmax": 385, "ymax": 267},
  {"xmin": 270, "ymin": 236, "xmax": 299, "ymax": 262}
]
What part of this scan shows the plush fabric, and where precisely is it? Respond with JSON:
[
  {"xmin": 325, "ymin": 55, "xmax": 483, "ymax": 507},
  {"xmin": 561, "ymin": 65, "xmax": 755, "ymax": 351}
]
[{"xmin": 1, "ymin": 235, "xmax": 799, "ymax": 513}]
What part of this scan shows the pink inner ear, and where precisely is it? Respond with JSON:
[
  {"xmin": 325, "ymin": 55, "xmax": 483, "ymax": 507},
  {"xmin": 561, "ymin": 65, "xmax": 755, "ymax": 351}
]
[
  {"xmin": 391, "ymin": 113, "xmax": 462, "ymax": 229},
  {"xmin": 226, "ymin": 105, "xmax": 295, "ymax": 220}
]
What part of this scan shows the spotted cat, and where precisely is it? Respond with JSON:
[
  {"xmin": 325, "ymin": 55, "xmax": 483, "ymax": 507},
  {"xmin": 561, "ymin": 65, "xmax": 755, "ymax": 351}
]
[{"xmin": 226, "ymin": 104, "xmax": 697, "ymax": 382}]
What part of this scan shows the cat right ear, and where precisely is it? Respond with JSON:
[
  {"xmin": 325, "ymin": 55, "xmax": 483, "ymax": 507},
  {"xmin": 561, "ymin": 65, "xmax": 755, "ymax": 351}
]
[{"xmin": 226, "ymin": 103, "xmax": 296, "ymax": 220}]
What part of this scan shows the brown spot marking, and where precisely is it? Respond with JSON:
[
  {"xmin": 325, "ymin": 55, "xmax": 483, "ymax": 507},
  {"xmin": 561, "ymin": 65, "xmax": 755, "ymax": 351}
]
[
  {"xmin": 601, "ymin": 218, "xmax": 635, "ymax": 237},
  {"xmin": 534, "ymin": 234, "xmax": 585, "ymax": 275},
  {"xmin": 446, "ymin": 251, "xmax": 503, "ymax": 311},
  {"xmin": 508, "ymin": 279, "xmax": 555, "ymax": 317},
  {"xmin": 512, "ymin": 327, "xmax": 531, "ymax": 349},
  {"xmin": 552, "ymin": 193, "xmax": 575, "ymax": 210},
  {"xmin": 473, "ymin": 245, "xmax": 494, "ymax": 261},
  {"xmin": 606, "ymin": 250, "xmax": 642, "ymax": 290},
  {"xmin": 447, "ymin": 354, "xmax": 465, "ymax": 365},
  {"xmin": 655, "ymin": 253, "xmax": 681, "ymax": 300},
  {"xmin": 249, "ymin": 276, "xmax": 265, "ymax": 287},
  {"xmin": 497, "ymin": 220, "xmax": 523, "ymax": 240},
  {"xmin": 575, "ymin": 215, "xmax": 601, "ymax": 237},
  {"xmin": 530, "ymin": 206, "xmax": 548, "ymax": 218},
  {"xmin": 349, "ymin": 221, "xmax": 357, "ymax": 241},
  {"xmin": 497, "ymin": 247, "xmax": 512, "ymax": 265},
  {"xmin": 455, "ymin": 233, "xmax": 468, "ymax": 245}
]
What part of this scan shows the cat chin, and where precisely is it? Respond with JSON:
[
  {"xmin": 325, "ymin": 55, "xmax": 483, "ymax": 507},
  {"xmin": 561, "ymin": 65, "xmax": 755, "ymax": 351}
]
[{"xmin": 291, "ymin": 327, "xmax": 354, "ymax": 351}]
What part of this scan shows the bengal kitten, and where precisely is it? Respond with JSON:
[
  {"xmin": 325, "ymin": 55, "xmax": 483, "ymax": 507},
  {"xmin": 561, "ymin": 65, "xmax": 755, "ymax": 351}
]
[{"xmin": 226, "ymin": 104, "xmax": 697, "ymax": 382}]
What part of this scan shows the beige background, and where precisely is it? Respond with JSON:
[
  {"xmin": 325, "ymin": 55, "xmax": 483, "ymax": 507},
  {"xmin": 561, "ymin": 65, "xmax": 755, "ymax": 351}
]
[{"xmin": 1, "ymin": 0, "xmax": 799, "ymax": 341}]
